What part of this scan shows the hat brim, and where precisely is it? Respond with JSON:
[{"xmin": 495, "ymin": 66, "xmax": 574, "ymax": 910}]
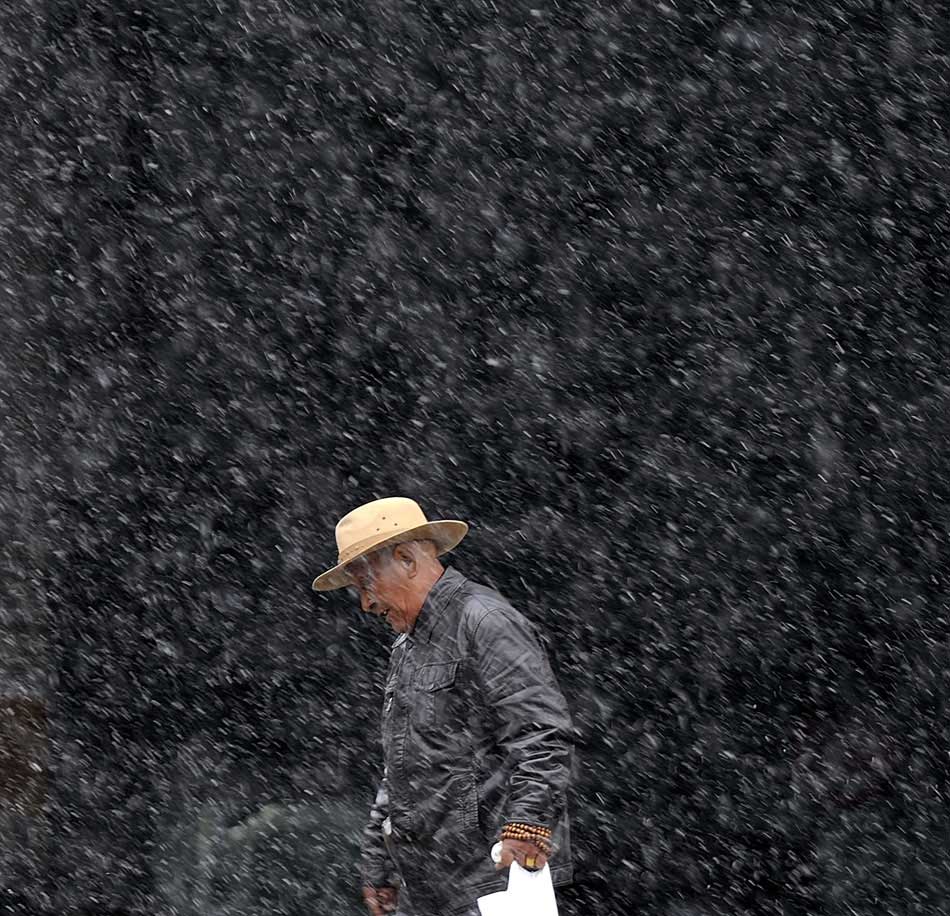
[{"xmin": 311, "ymin": 519, "xmax": 469, "ymax": 592}]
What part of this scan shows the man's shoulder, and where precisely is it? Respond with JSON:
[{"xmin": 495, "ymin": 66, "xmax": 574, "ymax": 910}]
[
  {"xmin": 453, "ymin": 574, "xmax": 528, "ymax": 634},
  {"xmin": 454, "ymin": 573, "xmax": 510, "ymax": 611}
]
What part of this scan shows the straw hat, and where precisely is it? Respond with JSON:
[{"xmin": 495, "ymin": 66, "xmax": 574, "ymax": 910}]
[{"xmin": 311, "ymin": 497, "xmax": 469, "ymax": 591}]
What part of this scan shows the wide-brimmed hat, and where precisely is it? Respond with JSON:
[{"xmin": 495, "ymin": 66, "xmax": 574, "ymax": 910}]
[{"xmin": 311, "ymin": 497, "xmax": 469, "ymax": 591}]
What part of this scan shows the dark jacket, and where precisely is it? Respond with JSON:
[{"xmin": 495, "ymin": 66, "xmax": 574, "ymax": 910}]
[{"xmin": 360, "ymin": 567, "xmax": 574, "ymax": 916}]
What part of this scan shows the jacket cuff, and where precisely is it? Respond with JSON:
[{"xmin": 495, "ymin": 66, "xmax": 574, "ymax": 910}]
[
  {"xmin": 360, "ymin": 860, "xmax": 400, "ymax": 889},
  {"xmin": 502, "ymin": 809, "xmax": 557, "ymax": 832}
]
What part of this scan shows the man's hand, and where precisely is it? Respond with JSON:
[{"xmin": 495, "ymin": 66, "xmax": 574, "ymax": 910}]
[
  {"xmin": 362, "ymin": 885, "xmax": 398, "ymax": 916},
  {"xmin": 495, "ymin": 838, "xmax": 548, "ymax": 872}
]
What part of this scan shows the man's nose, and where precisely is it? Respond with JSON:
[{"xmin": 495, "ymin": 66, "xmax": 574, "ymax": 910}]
[{"xmin": 360, "ymin": 590, "xmax": 377, "ymax": 614}]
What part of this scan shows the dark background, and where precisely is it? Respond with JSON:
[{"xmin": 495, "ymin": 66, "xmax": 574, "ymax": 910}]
[{"xmin": 2, "ymin": 1, "xmax": 948, "ymax": 914}]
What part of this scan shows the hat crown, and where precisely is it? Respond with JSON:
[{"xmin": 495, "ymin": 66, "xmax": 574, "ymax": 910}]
[{"xmin": 335, "ymin": 497, "xmax": 429, "ymax": 564}]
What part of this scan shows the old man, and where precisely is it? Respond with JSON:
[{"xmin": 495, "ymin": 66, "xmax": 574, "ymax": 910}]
[{"xmin": 312, "ymin": 497, "xmax": 573, "ymax": 916}]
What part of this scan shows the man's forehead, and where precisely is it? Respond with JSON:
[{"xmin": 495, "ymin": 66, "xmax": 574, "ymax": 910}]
[
  {"xmin": 344, "ymin": 555, "xmax": 371, "ymax": 579},
  {"xmin": 344, "ymin": 547, "xmax": 388, "ymax": 579}
]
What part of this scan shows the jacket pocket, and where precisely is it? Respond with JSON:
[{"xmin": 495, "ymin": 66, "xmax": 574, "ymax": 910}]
[
  {"xmin": 458, "ymin": 769, "xmax": 479, "ymax": 833},
  {"xmin": 413, "ymin": 660, "xmax": 459, "ymax": 729}
]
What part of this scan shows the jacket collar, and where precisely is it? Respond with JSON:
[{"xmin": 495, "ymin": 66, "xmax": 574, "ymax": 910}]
[{"xmin": 411, "ymin": 566, "xmax": 466, "ymax": 643}]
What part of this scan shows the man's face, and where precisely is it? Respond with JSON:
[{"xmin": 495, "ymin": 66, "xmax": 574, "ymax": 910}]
[{"xmin": 345, "ymin": 547, "xmax": 416, "ymax": 633}]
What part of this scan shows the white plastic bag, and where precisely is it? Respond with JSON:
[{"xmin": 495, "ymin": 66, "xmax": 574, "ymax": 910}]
[{"xmin": 477, "ymin": 851, "xmax": 559, "ymax": 916}]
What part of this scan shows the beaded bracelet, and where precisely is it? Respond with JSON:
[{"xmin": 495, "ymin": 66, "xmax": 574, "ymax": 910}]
[
  {"xmin": 503, "ymin": 821, "xmax": 552, "ymax": 838},
  {"xmin": 500, "ymin": 822, "xmax": 553, "ymax": 854}
]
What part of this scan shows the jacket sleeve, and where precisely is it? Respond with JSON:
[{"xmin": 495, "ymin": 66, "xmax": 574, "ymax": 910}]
[
  {"xmin": 360, "ymin": 774, "xmax": 399, "ymax": 888},
  {"xmin": 469, "ymin": 604, "xmax": 574, "ymax": 831}
]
